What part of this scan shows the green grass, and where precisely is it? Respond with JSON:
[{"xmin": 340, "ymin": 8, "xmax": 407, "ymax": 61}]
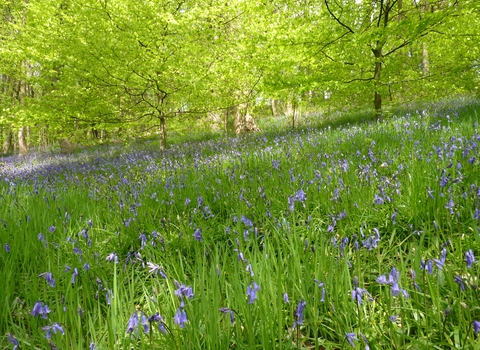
[{"xmin": 1, "ymin": 99, "xmax": 480, "ymax": 349}]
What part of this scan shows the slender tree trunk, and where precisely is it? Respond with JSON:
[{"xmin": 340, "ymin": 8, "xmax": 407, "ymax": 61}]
[
  {"xmin": 3, "ymin": 128, "xmax": 13, "ymax": 154},
  {"xmin": 421, "ymin": 0, "xmax": 430, "ymax": 76},
  {"xmin": 18, "ymin": 127, "xmax": 28, "ymax": 155},
  {"xmin": 373, "ymin": 42, "xmax": 383, "ymax": 120},
  {"xmin": 270, "ymin": 99, "xmax": 277, "ymax": 117},
  {"xmin": 159, "ymin": 115, "xmax": 167, "ymax": 150},
  {"xmin": 285, "ymin": 101, "xmax": 293, "ymax": 118}
]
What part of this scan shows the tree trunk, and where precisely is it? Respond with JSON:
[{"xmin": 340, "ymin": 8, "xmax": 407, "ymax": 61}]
[
  {"xmin": 285, "ymin": 101, "xmax": 293, "ymax": 118},
  {"xmin": 422, "ymin": 42, "xmax": 429, "ymax": 76},
  {"xmin": 421, "ymin": 0, "xmax": 430, "ymax": 76},
  {"xmin": 233, "ymin": 104, "xmax": 259, "ymax": 134},
  {"xmin": 159, "ymin": 115, "xmax": 167, "ymax": 150},
  {"xmin": 3, "ymin": 128, "xmax": 13, "ymax": 154},
  {"xmin": 18, "ymin": 127, "xmax": 28, "ymax": 155},
  {"xmin": 270, "ymin": 99, "xmax": 277, "ymax": 117},
  {"xmin": 373, "ymin": 42, "xmax": 383, "ymax": 120}
]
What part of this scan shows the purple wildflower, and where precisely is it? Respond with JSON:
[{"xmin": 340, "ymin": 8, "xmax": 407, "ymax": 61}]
[
  {"xmin": 377, "ymin": 267, "xmax": 409, "ymax": 297},
  {"xmin": 454, "ymin": 276, "xmax": 465, "ymax": 291},
  {"xmin": 48, "ymin": 226, "xmax": 56, "ymax": 233},
  {"xmin": 247, "ymin": 282, "xmax": 260, "ymax": 304},
  {"xmin": 219, "ymin": 308, "xmax": 235, "ymax": 324},
  {"xmin": 42, "ymin": 323, "xmax": 64, "ymax": 338},
  {"xmin": 345, "ymin": 332, "xmax": 357, "ymax": 348},
  {"xmin": 234, "ymin": 249, "xmax": 246, "ymax": 263},
  {"xmin": 148, "ymin": 312, "xmax": 167, "ymax": 334},
  {"xmin": 293, "ymin": 300, "xmax": 306, "ymax": 328},
  {"xmin": 38, "ymin": 272, "xmax": 56, "ymax": 287},
  {"xmin": 147, "ymin": 262, "xmax": 167, "ymax": 278},
  {"xmin": 473, "ymin": 320, "xmax": 480, "ymax": 334},
  {"xmin": 283, "ymin": 293, "xmax": 290, "ymax": 303},
  {"xmin": 89, "ymin": 342, "xmax": 97, "ymax": 350},
  {"xmin": 71, "ymin": 268, "xmax": 79, "ymax": 284},
  {"xmin": 106, "ymin": 252, "xmax": 118, "ymax": 263},
  {"xmin": 445, "ymin": 198, "xmax": 455, "ymax": 214},
  {"xmin": 174, "ymin": 281, "xmax": 194, "ymax": 300},
  {"xmin": 5, "ymin": 243, "xmax": 10, "ymax": 252},
  {"xmin": 106, "ymin": 290, "xmax": 113, "ymax": 305},
  {"xmin": 466, "ymin": 249, "xmax": 475, "ymax": 268},
  {"xmin": 174, "ymin": 307, "xmax": 188, "ymax": 328},
  {"xmin": 433, "ymin": 247, "xmax": 447, "ymax": 270},
  {"xmin": 31, "ymin": 301, "xmax": 51, "ymax": 319},
  {"xmin": 352, "ymin": 277, "xmax": 372, "ymax": 305},
  {"xmin": 193, "ymin": 228, "xmax": 202, "ymax": 242},
  {"xmin": 246, "ymin": 264, "xmax": 254, "ymax": 277},
  {"xmin": 126, "ymin": 313, "xmax": 139, "ymax": 333},
  {"xmin": 8, "ymin": 334, "xmax": 19, "ymax": 349},
  {"xmin": 241, "ymin": 215, "xmax": 254, "ymax": 227}
]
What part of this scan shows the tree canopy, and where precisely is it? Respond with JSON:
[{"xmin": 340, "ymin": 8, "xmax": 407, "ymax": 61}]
[{"xmin": 1, "ymin": 0, "xmax": 479, "ymax": 151}]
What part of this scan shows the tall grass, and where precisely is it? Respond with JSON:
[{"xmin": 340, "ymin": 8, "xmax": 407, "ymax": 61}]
[{"xmin": 1, "ymin": 100, "xmax": 480, "ymax": 349}]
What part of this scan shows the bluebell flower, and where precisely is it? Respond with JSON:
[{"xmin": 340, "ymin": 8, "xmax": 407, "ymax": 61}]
[
  {"xmin": 38, "ymin": 272, "xmax": 56, "ymax": 287},
  {"xmin": 38, "ymin": 233, "xmax": 47, "ymax": 247},
  {"xmin": 106, "ymin": 289, "xmax": 113, "ymax": 305},
  {"xmin": 352, "ymin": 277, "xmax": 372, "ymax": 305},
  {"xmin": 373, "ymin": 193, "xmax": 384, "ymax": 205},
  {"xmin": 427, "ymin": 186, "xmax": 435, "ymax": 200},
  {"xmin": 247, "ymin": 282, "xmax": 260, "ymax": 304},
  {"xmin": 473, "ymin": 320, "xmax": 480, "ymax": 334},
  {"xmin": 5, "ymin": 243, "xmax": 10, "ymax": 252},
  {"xmin": 106, "ymin": 252, "xmax": 118, "ymax": 263},
  {"xmin": 234, "ymin": 249, "xmax": 246, "ymax": 263},
  {"xmin": 377, "ymin": 268, "xmax": 409, "ymax": 297},
  {"xmin": 89, "ymin": 342, "xmax": 97, "ymax": 350},
  {"xmin": 293, "ymin": 300, "xmax": 306, "ymax": 328},
  {"xmin": 283, "ymin": 293, "xmax": 290, "ymax": 303},
  {"xmin": 454, "ymin": 276, "xmax": 465, "ymax": 291},
  {"xmin": 466, "ymin": 249, "xmax": 475, "ymax": 268},
  {"xmin": 71, "ymin": 268, "xmax": 79, "ymax": 284},
  {"xmin": 147, "ymin": 262, "xmax": 167, "ymax": 278},
  {"xmin": 31, "ymin": 301, "xmax": 50, "ymax": 319},
  {"xmin": 345, "ymin": 332, "xmax": 357, "ymax": 347},
  {"xmin": 445, "ymin": 198, "xmax": 455, "ymax": 214},
  {"xmin": 410, "ymin": 269, "xmax": 421, "ymax": 292},
  {"xmin": 126, "ymin": 313, "xmax": 139, "ymax": 333},
  {"xmin": 295, "ymin": 189, "xmax": 306, "ymax": 203},
  {"xmin": 246, "ymin": 264, "xmax": 254, "ymax": 276},
  {"xmin": 48, "ymin": 226, "xmax": 56, "ymax": 233},
  {"xmin": 8, "ymin": 334, "xmax": 19, "ymax": 349},
  {"xmin": 420, "ymin": 259, "xmax": 432, "ymax": 274},
  {"xmin": 193, "ymin": 228, "xmax": 202, "ymax": 242},
  {"xmin": 174, "ymin": 281, "xmax": 194, "ymax": 300},
  {"xmin": 433, "ymin": 247, "xmax": 447, "ymax": 270},
  {"xmin": 389, "ymin": 315, "xmax": 397, "ymax": 322},
  {"xmin": 42, "ymin": 323, "xmax": 64, "ymax": 338},
  {"xmin": 83, "ymin": 263, "xmax": 90, "ymax": 271},
  {"xmin": 219, "ymin": 308, "xmax": 235, "ymax": 324},
  {"xmin": 174, "ymin": 307, "xmax": 188, "ymax": 328},
  {"xmin": 148, "ymin": 312, "xmax": 167, "ymax": 334},
  {"xmin": 314, "ymin": 279, "xmax": 324, "ymax": 288},
  {"xmin": 241, "ymin": 215, "xmax": 254, "ymax": 227},
  {"xmin": 139, "ymin": 233, "xmax": 147, "ymax": 248},
  {"xmin": 141, "ymin": 313, "xmax": 149, "ymax": 333}
]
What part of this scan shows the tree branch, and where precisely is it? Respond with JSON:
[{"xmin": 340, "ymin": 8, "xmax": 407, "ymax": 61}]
[{"xmin": 324, "ymin": 0, "xmax": 354, "ymax": 34}]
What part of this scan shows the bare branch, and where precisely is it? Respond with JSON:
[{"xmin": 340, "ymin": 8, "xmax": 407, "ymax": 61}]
[{"xmin": 324, "ymin": 0, "xmax": 354, "ymax": 34}]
